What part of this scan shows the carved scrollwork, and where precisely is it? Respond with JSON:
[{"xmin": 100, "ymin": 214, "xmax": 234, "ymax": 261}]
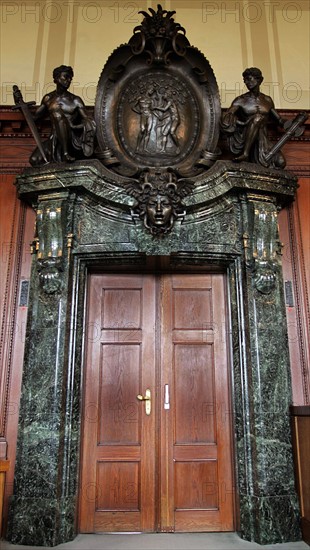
[
  {"xmin": 253, "ymin": 203, "xmax": 280, "ymax": 294},
  {"xmin": 122, "ymin": 168, "xmax": 194, "ymax": 236}
]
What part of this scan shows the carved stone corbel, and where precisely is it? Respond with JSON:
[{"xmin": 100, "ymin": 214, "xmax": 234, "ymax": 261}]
[
  {"xmin": 34, "ymin": 194, "xmax": 70, "ymax": 294},
  {"xmin": 241, "ymin": 194, "xmax": 282, "ymax": 294}
]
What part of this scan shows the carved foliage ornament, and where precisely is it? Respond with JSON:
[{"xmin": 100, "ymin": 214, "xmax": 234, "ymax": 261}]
[{"xmin": 128, "ymin": 4, "xmax": 189, "ymax": 65}]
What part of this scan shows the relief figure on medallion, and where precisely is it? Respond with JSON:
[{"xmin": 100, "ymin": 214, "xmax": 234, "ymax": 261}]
[
  {"xmin": 153, "ymin": 89, "xmax": 180, "ymax": 153},
  {"xmin": 14, "ymin": 65, "xmax": 96, "ymax": 165},
  {"xmin": 131, "ymin": 87, "xmax": 156, "ymax": 153},
  {"xmin": 221, "ymin": 67, "xmax": 286, "ymax": 168},
  {"xmin": 130, "ymin": 83, "xmax": 181, "ymax": 155}
]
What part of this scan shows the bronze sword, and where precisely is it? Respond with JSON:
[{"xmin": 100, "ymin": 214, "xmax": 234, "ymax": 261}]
[{"xmin": 12, "ymin": 85, "xmax": 49, "ymax": 164}]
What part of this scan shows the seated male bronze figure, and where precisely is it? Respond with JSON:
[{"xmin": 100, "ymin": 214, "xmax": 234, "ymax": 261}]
[
  {"xmin": 28, "ymin": 65, "xmax": 96, "ymax": 165},
  {"xmin": 221, "ymin": 67, "xmax": 286, "ymax": 168}
]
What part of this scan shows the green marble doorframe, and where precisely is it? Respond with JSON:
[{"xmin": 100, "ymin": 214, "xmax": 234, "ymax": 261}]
[{"xmin": 8, "ymin": 160, "xmax": 301, "ymax": 546}]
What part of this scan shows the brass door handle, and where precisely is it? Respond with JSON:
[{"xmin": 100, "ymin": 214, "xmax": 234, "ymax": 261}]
[{"xmin": 136, "ymin": 388, "xmax": 151, "ymax": 415}]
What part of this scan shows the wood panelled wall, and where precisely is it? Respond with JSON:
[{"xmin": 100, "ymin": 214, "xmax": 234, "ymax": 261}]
[
  {"xmin": 279, "ymin": 177, "xmax": 310, "ymax": 405},
  {"xmin": 0, "ymin": 107, "xmax": 309, "ymax": 536},
  {"xmin": 0, "ymin": 173, "xmax": 35, "ymax": 535}
]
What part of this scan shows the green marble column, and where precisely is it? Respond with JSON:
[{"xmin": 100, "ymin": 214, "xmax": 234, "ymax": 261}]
[
  {"xmin": 8, "ymin": 191, "xmax": 78, "ymax": 546},
  {"xmin": 235, "ymin": 194, "xmax": 301, "ymax": 544}
]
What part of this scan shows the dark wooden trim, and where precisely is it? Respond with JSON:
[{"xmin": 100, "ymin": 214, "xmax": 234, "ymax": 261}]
[
  {"xmin": 0, "ymin": 460, "xmax": 10, "ymax": 535},
  {"xmin": 0, "ymin": 105, "xmax": 94, "ymax": 137},
  {"xmin": 290, "ymin": 406, "xmax": 310, "ymax": 416},
  {"xmin": 301, "ymin": 517, "xmax": 310, "ymax": 545},
  {"xmin": 291, "ymin": 412, "xmax": 310, "ymax": 544}
]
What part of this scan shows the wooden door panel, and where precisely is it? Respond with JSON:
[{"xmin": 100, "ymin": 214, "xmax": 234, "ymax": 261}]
[
  {"xmin": 161, "ymin": 274, "xmax": 234, "ymax": 532},
  {"xmin": 174, "ymin": 510, "xmax": 224, "ymax": 531},
  {"xmin": 174, "ymin": 344, "xmax": 215, "ymax": 444},
  {"xmin": 96, "ymin": 462, "xmax": 139, "ymax": 509},
  {"xmin": 173, "ymin": 290, "xmax": 212, "ymax": 329},
  {"xmin": 175, "ymin": 462, "xmax": 219, "ymax": 508},
  {"xmin": 79, "ymin": 274, "xmax": 156, "ymax": 533},
  {"xmin": 98, "ymin": 344, "xmax": 140, "ymax": 445},
  {"xmin": 102, "ymin": 288, "xmax": 142, "ymax": 328}
]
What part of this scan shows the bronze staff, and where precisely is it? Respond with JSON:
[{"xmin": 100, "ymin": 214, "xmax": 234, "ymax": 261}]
[{"xmin": 264, "ymin": 111, "xmax": 308, "ymax": 163}]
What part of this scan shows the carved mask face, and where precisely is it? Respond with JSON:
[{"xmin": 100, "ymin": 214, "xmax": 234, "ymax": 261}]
[{"xmin": 146, "ymin": 194, "xmax": 173, "ymax": 227}]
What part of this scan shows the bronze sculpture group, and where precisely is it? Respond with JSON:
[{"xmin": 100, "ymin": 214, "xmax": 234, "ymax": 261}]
[
  {"xmin": 12, "ymin": 4, "xmax": 307, "ymax": 236},
  {"xmin": 14, "ymin": 63, "xmax": 304, "ymax": 170}
]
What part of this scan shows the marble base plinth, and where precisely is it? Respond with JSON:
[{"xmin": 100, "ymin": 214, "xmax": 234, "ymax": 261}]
[
  {"xmin": 8, "ymin": 496, "xmax": 76, "ymax": 547},
  {"xmin": 239, "ymin": 494, "xmax": 301, "ymax": 544}
]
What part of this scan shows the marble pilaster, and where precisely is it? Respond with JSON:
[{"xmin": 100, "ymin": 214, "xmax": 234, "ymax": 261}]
[
  {"xmin": 8, "ymin": 191, "xmax": 78, "ymax": 546},
  {"xmin": 234, "ymin": 193, "xmax": 301, "ymax": 543}
]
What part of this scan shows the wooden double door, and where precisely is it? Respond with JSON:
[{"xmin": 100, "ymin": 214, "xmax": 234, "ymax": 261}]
[{"xmin": 79, "ymin": 273, "xmax": 234, "ymax": 533}]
